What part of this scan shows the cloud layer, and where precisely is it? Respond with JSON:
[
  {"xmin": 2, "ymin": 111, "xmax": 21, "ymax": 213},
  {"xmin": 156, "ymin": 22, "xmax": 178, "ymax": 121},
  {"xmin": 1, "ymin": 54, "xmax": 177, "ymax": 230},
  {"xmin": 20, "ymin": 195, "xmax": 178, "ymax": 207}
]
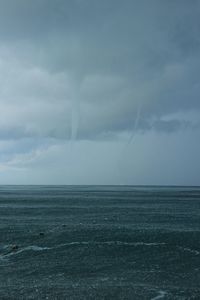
[{"xmin": 0, "ymin": 0, "xmax": 199, "ymax": 184}]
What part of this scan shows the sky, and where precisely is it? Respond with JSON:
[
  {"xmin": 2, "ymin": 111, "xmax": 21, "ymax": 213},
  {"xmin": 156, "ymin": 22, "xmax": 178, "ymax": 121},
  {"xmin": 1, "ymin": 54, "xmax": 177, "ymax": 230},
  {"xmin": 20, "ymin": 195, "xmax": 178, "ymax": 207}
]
[{"xmin": 0, "ymin": 0, "xmax": 199, "ymax": 185}]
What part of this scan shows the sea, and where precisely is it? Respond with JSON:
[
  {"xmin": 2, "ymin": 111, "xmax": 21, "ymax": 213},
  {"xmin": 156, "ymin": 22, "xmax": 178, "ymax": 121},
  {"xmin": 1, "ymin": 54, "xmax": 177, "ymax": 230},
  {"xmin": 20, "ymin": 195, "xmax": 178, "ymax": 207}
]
[{"xmin": 0, "ymin": 185, "xmax": 200, "ymax": 300}]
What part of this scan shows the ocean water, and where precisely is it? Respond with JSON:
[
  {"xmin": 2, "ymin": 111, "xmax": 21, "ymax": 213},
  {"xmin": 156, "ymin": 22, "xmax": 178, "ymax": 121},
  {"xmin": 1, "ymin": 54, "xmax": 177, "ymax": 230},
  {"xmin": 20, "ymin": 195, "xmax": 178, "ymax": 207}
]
[{"xmin": 0, "ymin": 185, "xmax": 200, "ymax": 300}]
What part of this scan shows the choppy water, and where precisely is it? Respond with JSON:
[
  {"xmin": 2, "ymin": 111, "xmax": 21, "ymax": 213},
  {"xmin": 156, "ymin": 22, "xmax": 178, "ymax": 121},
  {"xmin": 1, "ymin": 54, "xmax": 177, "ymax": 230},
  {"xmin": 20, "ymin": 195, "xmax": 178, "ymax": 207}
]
[{"xmin": 0, "ymin": 185, "xmax": 200, "ymax": 299}]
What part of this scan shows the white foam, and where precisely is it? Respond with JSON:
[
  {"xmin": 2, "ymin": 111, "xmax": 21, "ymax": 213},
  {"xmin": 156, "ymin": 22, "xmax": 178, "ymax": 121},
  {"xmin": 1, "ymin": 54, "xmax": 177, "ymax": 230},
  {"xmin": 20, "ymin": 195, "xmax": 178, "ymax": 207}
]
[
  {"xmin": 100, "ymin": 241, "xmax": 166, "ymax": 247},
  {"xmin": 22, "ymin": 245, "xmax": 50, "ymax": 252},
  {"xmin": 1, "ymin": 241, "xmax": 166, "ymax": 260},
  {"xmin": 151, "ymin": 290, "xmax": 167, "ymax": 300},
  {"xmin": 54, "ymin": 241, "xmax": 166, "ymax": 248},
  {"xmin": 3, "ymin": 245, "xmax": 50, "ymax": 258},
  {"xmin": 55, "ymin": 242, "xmax": 89, "ymax": 248},
  {"xmin": 179, "ymin": 246, "xmax": 200, "ymax": 255}
]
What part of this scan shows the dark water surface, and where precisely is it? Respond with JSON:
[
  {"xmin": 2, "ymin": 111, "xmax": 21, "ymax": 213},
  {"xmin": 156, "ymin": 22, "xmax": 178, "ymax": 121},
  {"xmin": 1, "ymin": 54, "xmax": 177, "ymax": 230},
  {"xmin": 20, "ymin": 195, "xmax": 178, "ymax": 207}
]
[{"xmin": 0, "ymin": 185, "xmax": 200, "ymax": 299}]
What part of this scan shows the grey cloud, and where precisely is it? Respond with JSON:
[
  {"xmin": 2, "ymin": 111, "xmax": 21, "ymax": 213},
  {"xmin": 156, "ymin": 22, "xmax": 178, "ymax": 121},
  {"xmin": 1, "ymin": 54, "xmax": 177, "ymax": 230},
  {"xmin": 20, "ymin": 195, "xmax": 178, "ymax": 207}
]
[
  {"xmin": 0, "ymin": 0, "xmax": 200, "ymax": 184},
  {"xmin": 152, "ymin": 120, "xmax": 189, "ymax": 133}
]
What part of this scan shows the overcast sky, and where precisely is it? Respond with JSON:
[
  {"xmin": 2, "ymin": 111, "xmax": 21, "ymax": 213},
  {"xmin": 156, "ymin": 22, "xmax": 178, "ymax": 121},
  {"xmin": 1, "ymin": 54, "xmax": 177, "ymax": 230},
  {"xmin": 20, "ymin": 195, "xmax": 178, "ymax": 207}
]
[{"xmin": 0, "ymin": 0, "xmax": 199, "ymax": 185}]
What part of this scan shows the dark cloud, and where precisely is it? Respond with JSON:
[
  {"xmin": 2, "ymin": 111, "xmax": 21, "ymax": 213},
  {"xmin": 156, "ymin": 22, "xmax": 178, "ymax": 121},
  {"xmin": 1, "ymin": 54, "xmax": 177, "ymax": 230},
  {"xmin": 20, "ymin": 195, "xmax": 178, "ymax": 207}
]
[
  {"xmin": 152, "ymin": 120, "xmax": 189, "ymax": 133},
  {"xmin": 0, "ymin": 0, "xmax": 199, "ymax": 183}
]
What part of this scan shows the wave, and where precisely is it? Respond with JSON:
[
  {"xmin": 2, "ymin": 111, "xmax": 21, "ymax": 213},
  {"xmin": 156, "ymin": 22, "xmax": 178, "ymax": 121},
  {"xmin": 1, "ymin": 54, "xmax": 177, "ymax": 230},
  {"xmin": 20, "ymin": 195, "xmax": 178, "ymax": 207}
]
[
  {"xmin": 178, "ymin": 246, "xmax": 200, "ymax": 255},
  {"xmin": 0, "ymin": 241, "xmax": 166, "ymax": 259},
  {"xmin": 1, "ymin": 245, "xmax": 50, "ymax": 258},
  {"xmin": 53, "ymin": 241, "xmax": 166, "ymax": 248},
  {"xmin": 151, "ymin": 290, "xmax": 167, "ymax": 300}
]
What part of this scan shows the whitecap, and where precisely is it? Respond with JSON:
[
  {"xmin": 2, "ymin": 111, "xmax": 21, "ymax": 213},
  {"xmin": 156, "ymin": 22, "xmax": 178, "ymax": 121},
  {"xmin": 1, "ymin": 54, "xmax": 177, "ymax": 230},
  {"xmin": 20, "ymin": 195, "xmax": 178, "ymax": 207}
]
[
  {"xmin": 178, "ymin": 246, "xmax": 199, "ymax": 255},
  {"xmin": 3, "ymin": 245, "xmax": 51, "ymax": 258},
  {"xmin": 1, "ymin": 241, "xmax": 166, "ymax": 259},
  {"xmin": 99, "ymin": 241, "xmax": 166, "ymax": 247},
  {"xmin": 53, "ymin": 241, "xmax": 166, "ymax": 248},
  {"xmin": 151, "ymin": 290, "xmax": 167, "ymax": 300}
]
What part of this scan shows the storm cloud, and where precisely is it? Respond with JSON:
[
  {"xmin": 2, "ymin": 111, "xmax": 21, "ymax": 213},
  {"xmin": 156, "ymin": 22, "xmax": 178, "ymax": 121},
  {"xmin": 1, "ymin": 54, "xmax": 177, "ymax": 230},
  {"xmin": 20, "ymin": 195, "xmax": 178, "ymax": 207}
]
[{"xmin": 0, "ymin": 0, "xmax": 199, "ymax": 184}]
